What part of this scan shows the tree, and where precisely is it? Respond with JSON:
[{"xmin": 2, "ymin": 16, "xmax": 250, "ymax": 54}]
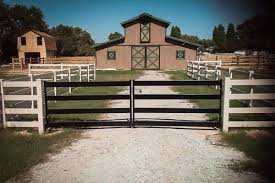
[
  {"xmin": 236, "ymin": 15, "xmax": 274, "ymax": 51},
  {"xmin": 108, "ymin": 32, "xmax": 123, "ymax": 40},
  {"xmin": 213, "ymin": 24, "xmax": 226, "ymax": 52},
  {"xmin": 0, "ymin": 0, "xmax": 11, "ymax": 64},
  {"xmin": 170, "ymin": 26, "xmax": 181, "ymax": 39},
  {"xmin": 225, "ymin": 23, "xmax": 236, "ymax": 52},
  {"xmin": 50, "ymin": 25, "xmax": 95, "ymax": 56}
]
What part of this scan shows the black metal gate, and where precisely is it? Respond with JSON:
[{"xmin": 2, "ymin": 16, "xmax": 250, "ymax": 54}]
[{"xmin": 44, "ymin": 80, "xmax": 222, "ymax": 128}]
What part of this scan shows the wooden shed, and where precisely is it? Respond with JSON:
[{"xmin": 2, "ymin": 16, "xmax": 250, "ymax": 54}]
[
  {"xmin": 17, "ymin": 30, "xmax": 57, "ymax": 60},
  {"xmin": 94, "ymin": 13, "xmax": 200, "ymax": 70}
]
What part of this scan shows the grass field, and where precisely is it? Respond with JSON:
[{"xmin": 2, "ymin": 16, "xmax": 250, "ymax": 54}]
[
  {"xmin": 222, "ymin": 130, "xmax": 275, "ymax": 182},
  {"xmin": 0, "ymin": 70, "xmax": 143, "ymax": 182}
]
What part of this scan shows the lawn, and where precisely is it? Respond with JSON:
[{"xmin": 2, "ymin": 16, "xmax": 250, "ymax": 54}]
[
  {"xmin": 0, "ymin": 70, "xmax": 143, "ymax": 182},
  {"xmin": 0, "ymin": 128, "xmax": 81, "ymax": 183},
  {"xmin": 222, "ymin": 130, "xmax": 275, "ymax": 182}
]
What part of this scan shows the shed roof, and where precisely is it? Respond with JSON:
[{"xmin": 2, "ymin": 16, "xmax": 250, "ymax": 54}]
[
  {"xmin": 121, "ymin": 13, "xmax": 170, "ymax": 28},
  {"xmin": 31, "ymin": 30, "xmax": 54, "ymax": 38}
]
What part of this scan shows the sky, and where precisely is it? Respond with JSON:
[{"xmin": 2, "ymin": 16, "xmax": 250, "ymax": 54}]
[{"xmin": 5, "ymin": 0, "xmax": 269, "ymax": 43}]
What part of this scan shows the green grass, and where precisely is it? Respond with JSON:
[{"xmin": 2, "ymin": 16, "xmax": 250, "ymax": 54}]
[
  {"xmin": 0, "ymin": 128, "xmax": 81, "ymax": 183},
  {"xmin": 222, "ymin": 131, "xmax": 275, "ymax": 182}
]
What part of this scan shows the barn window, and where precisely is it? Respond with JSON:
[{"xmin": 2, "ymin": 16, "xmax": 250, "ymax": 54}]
[
  {"xmin": 107, "ymin": 51, "xmax": 116, "ymax": 60},
  {"xmin": 21, "ymin": 37, "xmax": 26, "ymax": 45},
  {"xmin": 176, "ymin": 50, "xmax": 185, "ymax": 60},
  {"xmin": 37, "ymin": 37, "xmax": 42, "ymax": 45},
  {"xmin": 140, "ymin": 22, "xmax": 150, "ymax": 43}
]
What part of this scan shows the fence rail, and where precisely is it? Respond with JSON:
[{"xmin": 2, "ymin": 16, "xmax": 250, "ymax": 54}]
[
  {"xmin": 198, "ymin": 54, "xmax": 275, "ymax": 68},
  {"xmin": 222, "ymin": 78, "xmax": 275, "ymax": 131},
  {"xmin": 0, "ymin": 79, "xmax": 45, "ymax": 134},
  {"xmin": 11, "ymin": 56, "xmax": 95, "ymax": 71}
]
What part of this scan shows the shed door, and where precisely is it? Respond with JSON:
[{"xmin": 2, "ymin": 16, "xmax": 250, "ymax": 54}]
[
  {"xmin": 132, "ymin": 47, "xmax": 145, "ymax": 69},
  {"xmin": 132, "ymin": 46, "xmax": 160, "ymax": 70}
]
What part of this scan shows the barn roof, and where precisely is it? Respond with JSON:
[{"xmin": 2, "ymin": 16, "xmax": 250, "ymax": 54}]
[
  {"xmin": 121, "ymin": 13, "xmax": 170, "ymax": 28},
  {"xmin": 93, "ymin": 37, "xmax": 125, "ymax": 51},
  {"xmin": 165, "ymin": 36, "xmax": 201, "ymax": 49},
  {"xmin": 31, "ymin": 30, "xmax": 54, "ymax": 38}
]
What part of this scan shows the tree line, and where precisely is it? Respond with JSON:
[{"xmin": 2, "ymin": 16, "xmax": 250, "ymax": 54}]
[{"xmin": 171, "ymin": 14, "xmax": 274, "ymax": 53}]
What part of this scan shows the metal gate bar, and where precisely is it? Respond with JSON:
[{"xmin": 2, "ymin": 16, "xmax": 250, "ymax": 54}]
[
  {"xmin": 44, "ymin": 81, "xmax": 132, "ymax": 128},
  {"xmin": 132, "ymin": 80, "xmax": 222, "ymax": 127},
  {"xmin": 43, "ymin": 80, "xmax": 222, "ymax": 128}
]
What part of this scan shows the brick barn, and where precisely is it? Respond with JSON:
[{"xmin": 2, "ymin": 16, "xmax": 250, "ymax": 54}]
[{"xmin": 94, "ymin": 13, "xmax": 200, "ymax": 70}]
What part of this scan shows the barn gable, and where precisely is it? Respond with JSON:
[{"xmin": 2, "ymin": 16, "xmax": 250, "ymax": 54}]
[{"xmin": 94, "ymin": 13, "xmax": 200, "ymax": 70}]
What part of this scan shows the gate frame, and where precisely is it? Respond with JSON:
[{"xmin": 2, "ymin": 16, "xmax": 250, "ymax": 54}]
[{"xmin": 43, "ymin": 79, "xmax": 222, "ymax": 128}]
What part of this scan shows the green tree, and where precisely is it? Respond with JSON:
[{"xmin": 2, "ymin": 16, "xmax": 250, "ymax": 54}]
[
  {"xmin": 225, "ymin": 23, "xmax": 236, "ymax": 52},
  {"xmin": 108, "ymin": 32, "xmax": 123, "ymax": 40},
  {"xmin": 213, "ymin": 24, "xmax": 226, "ymax": 52},
  {"xmin": 50, "ymin": 25, "xmax": 95, "ymax": 56},
  {"xmin": 0, "ymin": 0, "xmax": 11, "ymax": 64},
  {"xmin": 170, "ymin": 26, "xmax": 181, "ymax": 39}
]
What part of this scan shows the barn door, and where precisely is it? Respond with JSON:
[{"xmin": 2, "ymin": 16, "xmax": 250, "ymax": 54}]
[
  {"xmin": 146, "ymin": 46, "xmax": 160, "ymax": 70},
  {"xmin": 132, "ymin": 46, "xmax": 145, "ymax": 69}
]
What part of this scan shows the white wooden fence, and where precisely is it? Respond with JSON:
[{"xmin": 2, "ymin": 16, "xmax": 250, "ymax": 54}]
[
  {"xmin": 0, "ymin": 63, "xmax": 97, "ymax": 134},
  {"xmin": 0, "ymin": 79, "xmax": 45, "ymax": 134},
  {"xmin": 222, "ymin": 78, "xmax": 275, "ymax": 132},
  {"xmin": 187, "ymin": 61, "xmax": 221, "ymax": 89},
  {"xmin": 28, "ymin": 63, "xmax": 96, "ymax": 81}
]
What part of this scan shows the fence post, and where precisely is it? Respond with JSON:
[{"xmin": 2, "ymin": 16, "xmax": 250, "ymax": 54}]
[
  {"xmin": 87, "ymin": 65, "xmax": 90, "ymax": 82},
  {"xmin": 60, "ymin": 63, "xmax": 64, "ymax": 79},
  {"xmin": 68, "ymin": 68, "xmax": 72, "ymax": 93},
  {"xmin": 0, "ymin": 79, "xmax": 6, "ymax": 128},
  {"xmin": 215, "ymin": 65, "xmax": 219, "ymax": 89},
  {"xmin": 249, "ymin": 71, "xmax": 254, "ymax": 107},
  {"xmin": 191, "ymin": 62, "xmax": 194, "ymax": 78},
  {"xmin": 30, "ymin": 74, "xmax": 34, "ymax": 109},
  {"xmin": 37, "ymin": 79, "xmax": 45, "ymax": 134},
  {"xmin": 222, "ymin": 77, "xmax": 230, "ymax": 132},
  {"xmin": 93, "ymin": 64, "xmax": 96, "ymax": 80},
  {"xmin": 12, "ymin": 58, "xmax": 15, "ymax": 71},
  {"xmin": 204, "ymin": 63, "xmax": 207, "ymax": 79},
  {"xmin": 198, "ymin": 63, "xmax": 201, "ymax": 80},
  {"xmin": 228, "ymin": 68, "xmax": 233, "ymax": 79},
  {"xmin": 79, "ymin": 66, "xmax": 82, "ymax": 82},
  {"xmin": 53, "ymin": 71, "xmax": 57, "ymax": 96}
]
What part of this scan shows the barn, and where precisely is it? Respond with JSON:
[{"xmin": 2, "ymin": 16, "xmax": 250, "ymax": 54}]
[
  {"xmin": 17, "ymin": 30, "xmax": 57, "ymax": 60},
  {"xmin": 94, "ymin": 13, "xmax": 200, "ymax": 70}
]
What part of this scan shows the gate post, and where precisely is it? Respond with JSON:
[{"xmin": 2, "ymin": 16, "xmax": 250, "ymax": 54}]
[
  {"xmin": 222, "ymin": 77, "xmax": 230, "ymax": 132},
  {"xmin": 37, "ymin": 79, "xmax": 46, "ymax": 134},
  {"xmin": 0, "ymin": 79, "xmax": 6, "ymax": 128},
  {"xmin": 130, "ymin": 80, "xmax": 135, "ymax": 128}
]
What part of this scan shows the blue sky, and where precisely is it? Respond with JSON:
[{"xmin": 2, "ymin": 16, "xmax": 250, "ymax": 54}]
[{"xmin": 6, "ymin": 0, "xmax": 266, "ymax": 43}]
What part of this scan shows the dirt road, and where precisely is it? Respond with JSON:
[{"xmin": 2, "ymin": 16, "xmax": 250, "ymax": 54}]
[{"xmin": 8, "ymin": 71, "xmax": 266, "ymax": 183}]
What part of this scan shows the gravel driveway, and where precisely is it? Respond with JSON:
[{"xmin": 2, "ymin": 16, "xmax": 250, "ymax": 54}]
[{"xmin": 7, "ymin": 71, "xmax": 266, "ymax": 183}]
